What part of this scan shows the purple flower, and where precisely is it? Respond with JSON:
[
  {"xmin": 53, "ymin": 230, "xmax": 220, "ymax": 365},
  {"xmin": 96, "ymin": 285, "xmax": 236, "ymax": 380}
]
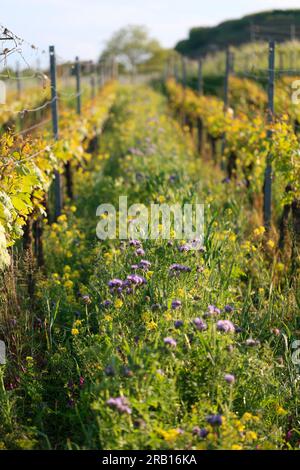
[
  {"xmin": 174, "ymin": 320, "xmax": 184, "ymax": 329},
  {"xmin": 224, "ymin": 304, "xmax": 234, "ymax": 313},
  {"xmin": 127, "ymin": 274, "xmax": 146, "ymax": 286},
  {"xmin": 171, "ymin": 299, "xmax": 182, "ymax": 310},
  {"xmin": 216, "ymin": 320, "xmax": 235, "ymax": 333},
  {"xmin": 138, "ymin": 259, "xmax": 151, "ymax": 270},
  {"xmin": 106, "ymin": 396, "xmax": 131, "ymax": 414},
  {"xmin": 169, "ymin": 264, "xmax": 191, "ymax": 274},
  {"xmin": 164, "ymin": 337, "xmax": 177, "ymax": 348},
  {"xmin": 204, "ymin": 304, "xmax": 221, "ymax": 318},
  {"xmin": 131, "ymin": 264, "xmax": 139, "ymax": 270},
  {"xmin": 135, "ymin": 248, "xmax": 145, "ymax": 256},
  {"xmin": 178, "ymin": 244, "xmax": 191, "ymax": 253},
  {"xmin": 129, "ymin": 239, "xmax": 142, "ymax": 248},
  {"xmin": 102, "ymin": 300, "xmax": 112, "ymax": 308},
  {"xmin": 193, "ymin": 426, "xmax": 209, "ymax": 438},
  {"xmin": 108, "ymin": 278, "xmax": 123, "ymax": 288},
  {"xmin": 224, "ymin": 373, "xmax": 235, "ymax": 384},
  {"xmin": 206, "ymin": 414, "xmax": 223, "ymax": 426},
  {"xmin": 193, "ymin": 318, "xmax": 207, "ymax": 331}
]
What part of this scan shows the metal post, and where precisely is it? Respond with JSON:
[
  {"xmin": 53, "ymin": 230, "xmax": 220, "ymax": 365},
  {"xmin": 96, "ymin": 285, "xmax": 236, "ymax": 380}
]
[
  {"xmin": 90, "ymin": 62, "xmax": 96, "ymax": 100},
  {"xmin": 75, "ymin": 56, "xmax": 81, "ymax": 115},
  {"xmin": 16, "ymin": 61, "xmax": 21, "ymax": 98},
  {"xmin": 49, "ymin": 45, "xmax": 62, "ymax": 219},
  {"xmin": 263, "ymin": 40, "xmax": 275, "ymax": 230},
  {"xmin": 197, "ymin": 57, "xmax": 203, "ymax": 95}
]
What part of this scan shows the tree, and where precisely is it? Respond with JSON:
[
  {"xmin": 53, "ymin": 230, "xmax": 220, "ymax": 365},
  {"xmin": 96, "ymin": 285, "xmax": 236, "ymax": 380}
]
[{"xmin": 100, "ymin": 25, "xmax": 162, "ymax": 73}]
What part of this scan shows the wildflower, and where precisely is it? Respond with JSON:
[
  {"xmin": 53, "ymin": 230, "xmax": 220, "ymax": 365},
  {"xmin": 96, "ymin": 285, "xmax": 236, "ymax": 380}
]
[
  {"xmin": 73, "ymin": 319, "xmax": 82, "ymax": 327},
  {"xmin": 245, "ymin": 431, "xmax": 257, "ymax": 442},
  {"xmin": 174, "ymin": 320, "xmax": 184, "ymax": 329},
  {"xmin": 276, "ymin": 406, "xmax": 287, "ymax": 416},
  {"xmin": 272, "ymin": 328, "xmax": 281, "ymax": 336},
  {"xmin": 204, "ymin": 304, "xmax": 221, "ymax": 317},
  {"xmin": 129, "ymin": 239, "xmax": 142, "ymax": 248},
  {"xmin": 216, "ymin": 320, "xmax": 235, "ymax": 333},
  {"xmin": 253, "ymin": 226, "xmax": 265, "ymax": 237},
  {"xmin": 71, "ymin": 328, "xmax": 79, "ymax": 336},
  {"xmin": 82, "ymin": 295, "xmax": 91, "ymax": 304},
  {"xmin": 102, "ymin": 300, "xmax": 112, "ymax": 308},
  {"xmin": 146, "ymin": 320, "xmax": 157, "ymax": 331},
  {"xmin": 79, "ymin": 376, "xmax": 85, "ymax": 388},
  {"xmin": 135, "ymin": 248, "xmax": 145, "ymax": 256},
  {"xmin": 127, "ymin": 274, "xmax": 146, "ymax": 286},
  {"xmin": 64, "ymin": 280, "xmax": 74, "ymax": 289},
  {"xmin": 169, "ymin": 263, "xmax": 191, "ymax": 274},
  {"xmin": 178, "ymin": 244, "xmax": 191, "ymax": 253},
  {"xmin": 193, "ymin": 427, "xmax": 208, "ymax": 438},
  {"xmin": 114, "ymin": 299, "xmax": 123, "ymax": 309},
  {"xmin": 267, "ymin": 239, "xmax": 275, "ymax": 249},
  {"xmin": 108, "ymin": 278, "xmax": 123, "ymax": 288},
  {"xmin": 164, "ymin": 337, "xmax": 177, "ymax": 348},
  {"xmin": 231, "ymin": 445, "xmax": 242, "ymax": 450},
  {"xmin": 106, "ymin": 396, "xmax": 131, "ymax": 414},
  {"xmin": 206, "ymin": 414, "xmax": 223, "ymax": 426},
  {"xmin": 193, "ymin": 318, "xmax": 207, "ymax": 331},
  {"xmin": 224, "ymin": 373, "xmax": 235, "ymax": 384},
  {"xmin": 224, "ymin": 304, "xmax": 234, "ymax": 313},
  {"xmin": 138, "ymin": 259, "xmax": 151, "ymax": 270},
  {"xmin": 171, "ymin": 299, "xmax": 182, "ymax": 310}
]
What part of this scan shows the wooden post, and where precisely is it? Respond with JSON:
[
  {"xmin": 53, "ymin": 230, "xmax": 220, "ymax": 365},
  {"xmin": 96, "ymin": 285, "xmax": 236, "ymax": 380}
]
[{"xmin": 263, "ymin": 41, "xmax": 275, "ymax": 230}]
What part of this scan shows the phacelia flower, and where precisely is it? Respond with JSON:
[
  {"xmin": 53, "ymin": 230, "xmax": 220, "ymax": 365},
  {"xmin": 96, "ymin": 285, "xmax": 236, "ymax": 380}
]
[
  {"xmin": 135, "ymin": 248, "xmax": 145, "ymax": 256},
  {"xmin": 193, "ymin": 317, "xmax": 207, "ymax": 331},
  {"xmin": 216, "ymin": 320, "xmax": 235, "ymax": 333},
  {"xmin": 106, "ymin": 396, "xmax": 131, "ymax": 414},
  {"xmin": 164, "ymin": 337, "xmax": 177, "ymax": 348},
  {"xmin": 174, "ymin": 320, "xmax": 184, "ymax": 329},
  {"xmin": 171, "ymin": 299, "xmax": 182, "ymax": 310},
  {"xmin": 206, "ymin": 414, "xmax": 223, "ymax": 426},
  {"xmin": 204, "ymin": 304, "xmax": 221, "ymax": 318},
  {"xmin": 169, "ymin": 264, "xmax": 191, "ymax": 274},
  {"xmin": 224, "ymin": 304, "xmax": 234, "ymax": 313},
  {"xmin": 138, "ymin": 259, "xmax": 151, "ymax": 270},
  {"xmin": 193, "ymin": 426, "xmax": 209, "ymax": 438},
  {"xmin": 108, "ymin": 278, "xmax": 123, "ymax": 288},
  {"xmin": 129, "ymin": 239, "xmax": 142, "ymax": 248},
  {"xmin": 224, "ymin": 373, "xmax": 235, "ymax": 384}
]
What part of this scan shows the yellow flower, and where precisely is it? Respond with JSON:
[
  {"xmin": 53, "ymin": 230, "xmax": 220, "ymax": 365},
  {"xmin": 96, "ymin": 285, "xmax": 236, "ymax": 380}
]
[
  {"xmin": 57, "ymin": 214, "xmax": 67, "ymax": 223},
  {"xmin": 70, "ymin": 205, "xmax": 77, "ymax": 213},
  {"xmin": 145, "ymin": 271, "xmax": 154, "ymax": 279},
  {"xmin": 276, "ymin": 406, "xmax": 287, "ymax": 416},
  {"xmin": 71, "ymin": 328, "xmax": 79, "ymax": 336},
  {"xmin": 231, "ymin": 445, "xmax": 242, "ymax": 450},
  {"xmin": 64, "ymin": 280, "xmax": 74, "ymax": 289},
  {"xmin": 26, "ymin": 356, "xmax": 33, "ymax": 362},
  {"xmin": 158, "ymin": 428, "xmax": 181, "ymax": 443},
  {"xmin": 245, "ymin": 431, "xmax": 257, "ymax": 442},
  {"xmin": 267, "ymin": 239, "xmax": 275, "ymax": 249},
  {"xmin": 253, "ymin": 226, "xmax": 265, "ymax": 237},
  {"xmin": 146, "ymin": 320, "xmax": 157, "ymax": 331},
  {"xmin": 276, "ymin": 262, "xmax": 284, "ymax": 272},
  {"xmin": 74, "ymin": 319, "xmax": 82, "ymax": 327},
  {"xmin": 157, "ymin": 195, "xmax": 166, "ymax": 204},
  {"xmin": 52, "ymin": 273, "xmax": 59, "ymax": 280},
  {"xmin": 114, "ymin": 299, "xmax": 123, "ymax": 309},
  {"xmin": 104, "ymin": 314, "xmax": 112, "ymax": 322}
]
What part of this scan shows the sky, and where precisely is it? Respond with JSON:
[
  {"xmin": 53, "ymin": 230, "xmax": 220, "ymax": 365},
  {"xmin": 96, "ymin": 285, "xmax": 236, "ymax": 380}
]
[{"xmin": 1, "ymin": 0, "xmax": 300, "ymax": 66}]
